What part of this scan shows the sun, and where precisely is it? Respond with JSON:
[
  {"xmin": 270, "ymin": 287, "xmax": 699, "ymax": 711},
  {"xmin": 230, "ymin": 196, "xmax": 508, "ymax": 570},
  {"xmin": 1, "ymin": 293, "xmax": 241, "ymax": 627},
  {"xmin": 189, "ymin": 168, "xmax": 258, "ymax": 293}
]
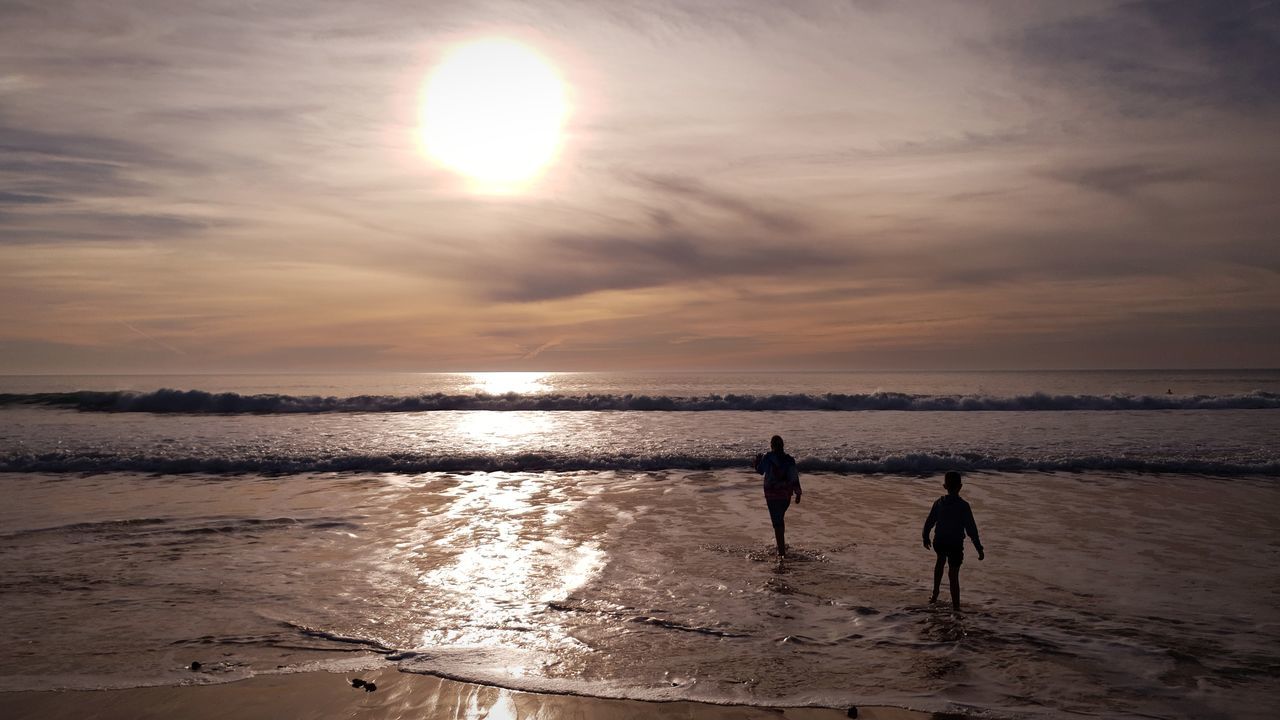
[{"xmin": 419, "ymin": 39, "xmax": 568, "ymax": 191}]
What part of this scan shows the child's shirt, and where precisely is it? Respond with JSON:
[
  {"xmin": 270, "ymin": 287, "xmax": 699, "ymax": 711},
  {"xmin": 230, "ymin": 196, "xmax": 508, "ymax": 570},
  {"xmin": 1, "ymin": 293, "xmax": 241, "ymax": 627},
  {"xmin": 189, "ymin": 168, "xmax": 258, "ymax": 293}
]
[
  {"xmin": 923, "ymin": 494, "xmax": 983, "ymax": 549},
  {"xmin": 756, "ymin": 451, "xmax": 801, "ymax": 501}
]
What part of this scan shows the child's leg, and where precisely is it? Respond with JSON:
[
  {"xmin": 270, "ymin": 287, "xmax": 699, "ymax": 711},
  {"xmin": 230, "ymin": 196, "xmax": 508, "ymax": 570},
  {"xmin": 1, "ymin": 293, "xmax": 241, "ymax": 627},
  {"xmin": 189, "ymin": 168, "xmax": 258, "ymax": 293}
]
[
  {"xmin": 948, "ymin": 563, "xmax": 961, "ymax": 610},
  {"xmin": 930, "ymin": 555, "xmax": 945, "ymax": 602},
  {"xmin": 767, "ymin": 500, "xmax": 789, "ymax": 557}
]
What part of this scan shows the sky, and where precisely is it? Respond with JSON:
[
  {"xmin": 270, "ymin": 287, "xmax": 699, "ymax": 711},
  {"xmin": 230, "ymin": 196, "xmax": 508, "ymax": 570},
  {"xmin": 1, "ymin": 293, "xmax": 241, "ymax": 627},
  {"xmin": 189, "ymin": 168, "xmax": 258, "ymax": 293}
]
[{"xmin": 1, "ymin": 0, "xmax": 1278, "ymax": 372}]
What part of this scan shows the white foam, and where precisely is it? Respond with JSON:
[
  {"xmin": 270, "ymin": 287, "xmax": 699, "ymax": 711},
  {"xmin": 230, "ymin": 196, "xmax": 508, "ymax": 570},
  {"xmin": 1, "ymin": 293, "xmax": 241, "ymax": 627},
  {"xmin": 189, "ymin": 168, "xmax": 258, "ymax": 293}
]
[{"xmin": 6, "ymin": 388, "xmax": 1280, "ymax": 413}]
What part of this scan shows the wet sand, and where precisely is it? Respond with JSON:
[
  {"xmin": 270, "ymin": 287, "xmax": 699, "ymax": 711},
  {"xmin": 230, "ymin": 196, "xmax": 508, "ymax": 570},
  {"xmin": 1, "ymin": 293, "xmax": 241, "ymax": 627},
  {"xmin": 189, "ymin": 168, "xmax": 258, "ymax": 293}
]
[{"xmin": 4, "ymin": 668, "xmax": 948, "ymax": 720}]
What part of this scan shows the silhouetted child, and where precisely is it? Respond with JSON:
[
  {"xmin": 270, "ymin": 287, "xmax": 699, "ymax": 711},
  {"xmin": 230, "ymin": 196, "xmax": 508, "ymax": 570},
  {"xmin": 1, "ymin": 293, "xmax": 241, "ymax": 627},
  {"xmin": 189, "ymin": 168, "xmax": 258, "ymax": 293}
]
[
  {"xmin": 922, "ymin": 471, "xmax": 984, "ymax": 610},
  {"xmin": 753, "ymin": 435, "xmax": 802, "ymax": 557}
]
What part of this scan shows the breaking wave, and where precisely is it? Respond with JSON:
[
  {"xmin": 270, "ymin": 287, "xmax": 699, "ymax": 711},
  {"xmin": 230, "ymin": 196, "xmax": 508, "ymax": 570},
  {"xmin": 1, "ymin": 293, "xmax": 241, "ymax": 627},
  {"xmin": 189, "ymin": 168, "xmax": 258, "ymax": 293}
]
[
  {"xmin": 3, "ymin": 388, "xmax": 1279, "ymax": 413},
  {"xmin": 2, "ymin": 450, "xmax": 1276, "ymax": 476}
]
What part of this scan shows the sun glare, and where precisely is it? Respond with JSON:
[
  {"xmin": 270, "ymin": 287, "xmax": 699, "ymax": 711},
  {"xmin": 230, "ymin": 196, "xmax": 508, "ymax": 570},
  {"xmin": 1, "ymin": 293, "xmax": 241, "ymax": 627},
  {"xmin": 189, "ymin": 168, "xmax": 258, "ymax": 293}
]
[
  {"xmin": 467, "ymin": 371, "xmax": 550, "ymax": 395},
  {"xmin": 419, "ymin": 39, "xmax": 568, "ymax": 191}
]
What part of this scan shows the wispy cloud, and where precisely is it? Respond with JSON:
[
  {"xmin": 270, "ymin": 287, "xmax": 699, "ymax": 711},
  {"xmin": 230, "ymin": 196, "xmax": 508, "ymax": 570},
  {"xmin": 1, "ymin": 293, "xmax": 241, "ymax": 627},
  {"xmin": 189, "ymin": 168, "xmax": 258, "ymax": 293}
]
[
  {"xmin": 1043, "ymin": 162, "xmax": 1207, "ymax": 197},
  {"xmin": 118, "ymin": 320, "xmax": 187, "ymax": 356},
  {"xmin": 486, "ymin": 231, "xmax": 839, "ymax": 303},
  {"xmin": 0, "ymin": 211, "xmax": 215, "ymax": 245},
  {"xmin": 634, "ymin": 173, "xmax": 807, "ymax": 233}
]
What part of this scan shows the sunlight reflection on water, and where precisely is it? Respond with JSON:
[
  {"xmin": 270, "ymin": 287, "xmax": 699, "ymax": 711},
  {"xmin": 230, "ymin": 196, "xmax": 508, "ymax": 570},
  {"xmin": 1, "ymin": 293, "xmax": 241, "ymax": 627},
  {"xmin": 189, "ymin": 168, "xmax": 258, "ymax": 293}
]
[
  {"xmin": 454, "ymin": 411, "xmax": 556, "ymax": 450},
  {"xmin": 466, "ymin": 371, "xmax": 554, "ymax": 395},
  {"xmin": 401, "ymin": 472, "xmax": 604, "ymax": 662}
]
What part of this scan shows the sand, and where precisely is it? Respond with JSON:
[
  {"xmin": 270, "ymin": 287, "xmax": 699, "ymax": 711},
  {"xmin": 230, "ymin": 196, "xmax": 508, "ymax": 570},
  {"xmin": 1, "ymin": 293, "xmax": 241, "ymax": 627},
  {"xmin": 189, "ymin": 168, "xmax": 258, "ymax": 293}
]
[{"xmin": 3, "ymin": 668, "xmax": 949, "ymax": 720}]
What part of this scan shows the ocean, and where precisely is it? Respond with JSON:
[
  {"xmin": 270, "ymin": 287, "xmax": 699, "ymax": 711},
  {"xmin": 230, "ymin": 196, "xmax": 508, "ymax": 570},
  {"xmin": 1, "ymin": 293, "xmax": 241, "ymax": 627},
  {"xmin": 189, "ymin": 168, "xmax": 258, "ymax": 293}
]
[{"xmin": 1, "ymin": 370, "xmax": 1278, "ymax": 719}]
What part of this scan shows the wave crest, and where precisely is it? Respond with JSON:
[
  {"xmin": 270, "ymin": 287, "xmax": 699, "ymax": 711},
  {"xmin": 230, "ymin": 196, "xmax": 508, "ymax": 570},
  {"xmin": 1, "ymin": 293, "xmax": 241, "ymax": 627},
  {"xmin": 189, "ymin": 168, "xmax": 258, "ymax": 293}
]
[
  {"xmin": 2, "ymin": 450, "xmax": 1275, "ymax": 476},
  {"xmin": 3, "ymin": 388, "xmax": 1279, "ymax": 413}
]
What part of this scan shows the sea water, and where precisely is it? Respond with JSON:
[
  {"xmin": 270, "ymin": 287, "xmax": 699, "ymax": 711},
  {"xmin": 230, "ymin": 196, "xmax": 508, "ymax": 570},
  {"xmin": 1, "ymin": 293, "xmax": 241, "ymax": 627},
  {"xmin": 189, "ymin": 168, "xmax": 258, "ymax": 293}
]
[{"xmin": 1, "ymin": 371, "xmax": 1278, "ymax": 719}]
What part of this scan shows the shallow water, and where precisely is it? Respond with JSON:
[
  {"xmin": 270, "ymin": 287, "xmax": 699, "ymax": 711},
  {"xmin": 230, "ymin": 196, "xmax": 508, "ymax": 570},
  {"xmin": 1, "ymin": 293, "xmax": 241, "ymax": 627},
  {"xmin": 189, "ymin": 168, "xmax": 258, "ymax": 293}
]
[
  {"xmin": 2, "ymin": 407, "xmax": 1278, "ymax": 475},
  {"xmin": 2, "ymin": 470, "xmax": 1277, "ymax": 719}
]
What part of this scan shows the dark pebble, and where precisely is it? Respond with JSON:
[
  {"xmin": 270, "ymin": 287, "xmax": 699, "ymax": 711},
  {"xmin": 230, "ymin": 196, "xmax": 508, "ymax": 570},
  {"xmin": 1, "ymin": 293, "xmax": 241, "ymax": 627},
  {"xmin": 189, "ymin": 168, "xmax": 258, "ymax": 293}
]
[
  {"xmin": 350, "ymin": 678, "xmax": 366, "ymax": 688},
  {"xmin": 363, "ymin": 682, "xmax": 377, "ymax": 692},
  {"xmin": 189, "ymin": 662, "xmax": 201, "ymax": 672},
  {"xmin": 847, "ymin": 707, "xmax": 858, "ymax": 718}
]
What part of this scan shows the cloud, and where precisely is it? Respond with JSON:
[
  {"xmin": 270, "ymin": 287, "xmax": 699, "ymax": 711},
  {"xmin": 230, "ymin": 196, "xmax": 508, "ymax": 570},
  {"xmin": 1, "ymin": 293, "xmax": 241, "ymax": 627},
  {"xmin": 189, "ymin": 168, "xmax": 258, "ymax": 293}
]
[
  {"xmin": 225, "ymin": 343, "xmax": 400, "ymax": 370},
  {"xmin": 1043, "ymin": 162, "xmax": 1207, "ymax": 196},
  {"xmin": 634, "ymin": 173, "xmax": 807, "ymax": 232},
  {"xmin": 518, "ymin": 338, "xmax": 565, "ymax": 359},
  {"xmin": 118, "ymin": 320, "xmax": 187, "ymax": 356},
  {"xmin": 0, "ymin": 124, "xmax": 176, "ymax": 165},
  {"xmin": 1135, "ymin": 0, "xmax": 1280, "ymax": 105},
  {"xmin": 0, "ymin": 210, "xmax": 215, "ymax": 245},
  {"xmin": 0, "ymin": 155, "xmax": 149, "ymax": 200},
  {"xmin": 0, "ymin": 117, "xmax": 215, "ymax": 244},
  {"xmin": 487, "ymin": 232, "xmax": 840, "ymax": 302},
  {"xmin": 0, "ymin": 191, "xmax": 58, "ymax": 205},
  {"xmin": 1013, "ymin": 0, "xmax": 1280, "ymax": 111},
  {"xmin": 455, "ymin": 170, "xmax": 833, "ymax": 303}
]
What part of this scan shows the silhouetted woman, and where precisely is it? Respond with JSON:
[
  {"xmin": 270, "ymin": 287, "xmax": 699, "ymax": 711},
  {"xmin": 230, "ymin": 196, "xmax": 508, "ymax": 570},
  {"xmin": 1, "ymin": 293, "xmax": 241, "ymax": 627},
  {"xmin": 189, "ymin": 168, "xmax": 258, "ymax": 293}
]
[{"xmin": 753, "ymin": 435, "xmax": 802, "ymax": 557}]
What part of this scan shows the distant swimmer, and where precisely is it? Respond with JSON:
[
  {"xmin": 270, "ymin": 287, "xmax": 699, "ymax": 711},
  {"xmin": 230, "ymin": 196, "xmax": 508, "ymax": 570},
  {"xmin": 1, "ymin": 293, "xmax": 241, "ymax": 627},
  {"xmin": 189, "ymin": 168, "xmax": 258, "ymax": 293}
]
[
  {"xmin": 753, "ymin": 435, "xmax": 802, "ymax": 558},
  {"xmin": 922, "ymin": 471, "xmax": 984, "ymax": 610}
]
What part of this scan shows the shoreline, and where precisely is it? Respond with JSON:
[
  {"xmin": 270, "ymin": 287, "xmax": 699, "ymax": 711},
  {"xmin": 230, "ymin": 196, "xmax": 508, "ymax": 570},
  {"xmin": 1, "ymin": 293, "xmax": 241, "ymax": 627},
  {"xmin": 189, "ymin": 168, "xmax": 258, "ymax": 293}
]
[{"xmin": 3, "ymin": 668, "xmax": 953, "ymax": 720}]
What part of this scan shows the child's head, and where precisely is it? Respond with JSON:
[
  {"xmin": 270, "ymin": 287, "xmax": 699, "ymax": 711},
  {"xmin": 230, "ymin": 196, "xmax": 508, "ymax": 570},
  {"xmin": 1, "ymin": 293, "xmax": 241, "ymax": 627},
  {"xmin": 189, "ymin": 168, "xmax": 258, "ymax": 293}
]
[
  {"xmin": 770, "ymin": 435, "xmax": 785, "ymax": 452},
  {"xmin": 943, "ymin": 471, "xmax": 963, "ymax": 493}
]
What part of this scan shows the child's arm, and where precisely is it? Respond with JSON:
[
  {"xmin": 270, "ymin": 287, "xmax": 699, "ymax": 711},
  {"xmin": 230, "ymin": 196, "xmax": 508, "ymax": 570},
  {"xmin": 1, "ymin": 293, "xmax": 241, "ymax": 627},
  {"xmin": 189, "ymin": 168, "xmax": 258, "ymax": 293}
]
[
  {"xmin": 790, "ymin": 464, "xmax": 802, "ymax": 503},
  {"xmin": 965, "ymin": 505, "xmax": 985, "ymax": 560},
  {"xmin": 922, "ymin": 500, "xmax": 938, "ymax": 549}
]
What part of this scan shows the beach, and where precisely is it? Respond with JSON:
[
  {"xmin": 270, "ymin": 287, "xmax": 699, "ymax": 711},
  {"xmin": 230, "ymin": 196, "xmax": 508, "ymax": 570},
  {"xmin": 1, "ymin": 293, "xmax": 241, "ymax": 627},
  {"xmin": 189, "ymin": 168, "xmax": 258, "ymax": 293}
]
[
  {"xmin": 2, "ymin": 371, "xmax": 1278, "ymax": 719},
  {"xmin": 6, "ymin": 668, "xmax": 947, "ymax": 720}
]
